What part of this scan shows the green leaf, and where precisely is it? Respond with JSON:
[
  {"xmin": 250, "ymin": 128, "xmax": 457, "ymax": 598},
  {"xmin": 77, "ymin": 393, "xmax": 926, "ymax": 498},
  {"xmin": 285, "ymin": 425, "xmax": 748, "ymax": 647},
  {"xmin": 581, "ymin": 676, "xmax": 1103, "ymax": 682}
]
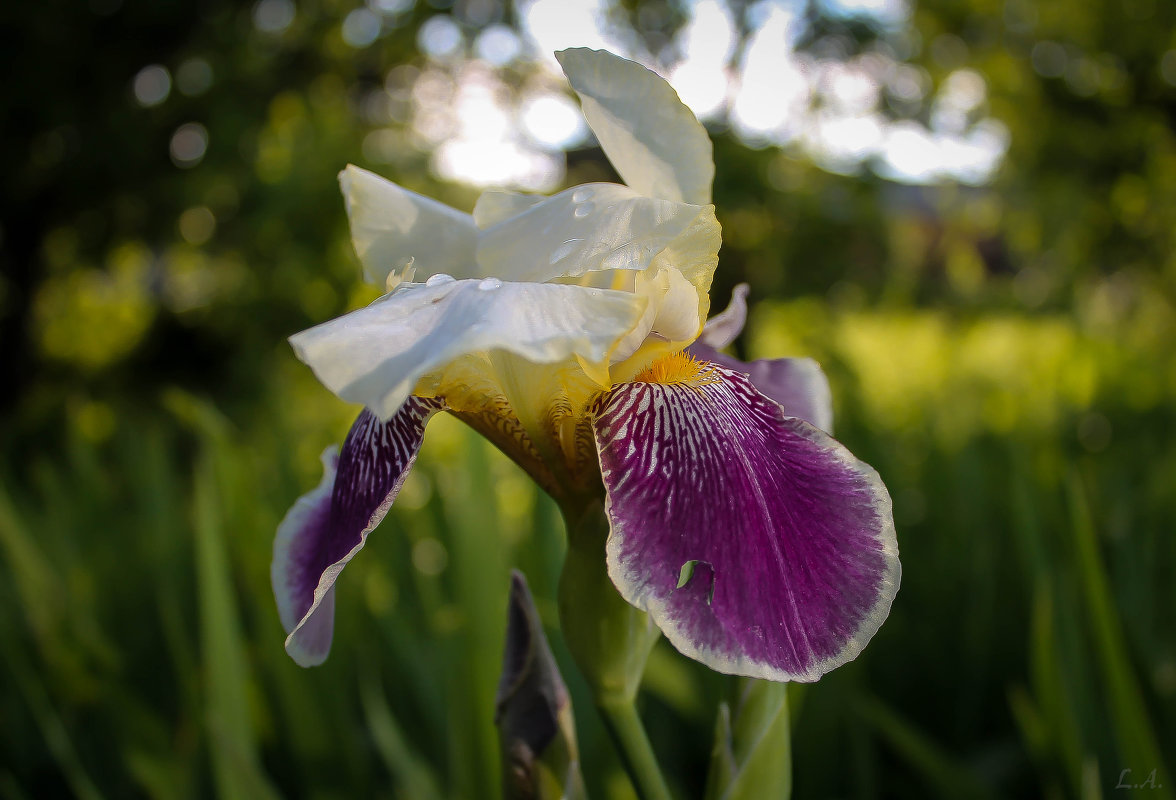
[
  {"xmin": 1067, "ymin": 473, "xmax": 1170, "ymax": 795},
  {"xmin": 705, "ymin": 679, "xmax": 792, "ymax": 800}
]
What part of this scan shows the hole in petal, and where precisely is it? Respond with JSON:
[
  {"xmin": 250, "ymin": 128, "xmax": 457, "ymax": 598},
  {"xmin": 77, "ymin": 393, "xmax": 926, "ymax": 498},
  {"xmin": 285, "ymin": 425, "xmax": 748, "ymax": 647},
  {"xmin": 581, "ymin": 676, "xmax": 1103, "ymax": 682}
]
[{"xmin": 676, "ymin": 559, "xmax": 715, "ymax": 605}]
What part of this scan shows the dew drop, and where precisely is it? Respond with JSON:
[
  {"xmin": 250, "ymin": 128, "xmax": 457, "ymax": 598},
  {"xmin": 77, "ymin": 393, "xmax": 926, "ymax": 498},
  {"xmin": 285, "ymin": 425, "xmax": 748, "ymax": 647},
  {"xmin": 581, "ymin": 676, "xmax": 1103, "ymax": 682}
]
[
  {"xmin": 571, "ymin": 187, "xmax": 594, "ymax": 203},
  {"xmin": 477, "ymin": 276, "xmax": 502, "ymax": 291},
  {"xmin": 425, "ymin": 273, "xmax": 455, "ymax": 286},
  {"xmin": 573, "ymin": 202, "xmax": 594, "ymax": 218}
]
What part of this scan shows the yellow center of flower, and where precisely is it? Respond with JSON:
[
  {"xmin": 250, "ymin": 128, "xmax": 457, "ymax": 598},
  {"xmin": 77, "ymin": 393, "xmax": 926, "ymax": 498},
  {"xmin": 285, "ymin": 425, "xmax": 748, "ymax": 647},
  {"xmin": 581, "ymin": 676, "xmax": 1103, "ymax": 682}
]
[{"xmin": 633, "ymin": 351, "xmax": 720, "ymax": 387}]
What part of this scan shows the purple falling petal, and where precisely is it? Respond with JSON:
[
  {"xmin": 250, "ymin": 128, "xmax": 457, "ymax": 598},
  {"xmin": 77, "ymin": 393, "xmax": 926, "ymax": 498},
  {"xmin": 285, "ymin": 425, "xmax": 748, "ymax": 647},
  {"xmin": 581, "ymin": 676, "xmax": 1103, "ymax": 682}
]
[
  {"xmin": 691, "ymin": 283, "xmax": 833, "ymax": 432},
  {"xmin": 687, "ymin": 342, "xmax": 834, "ymax": 434},
  {"xmin": 272, "ymin": 398, "xmax": 443, "ymax": 666},
  {"xmin": 592, "ymin": 366, "xmax": 899, "ymax": 682}
]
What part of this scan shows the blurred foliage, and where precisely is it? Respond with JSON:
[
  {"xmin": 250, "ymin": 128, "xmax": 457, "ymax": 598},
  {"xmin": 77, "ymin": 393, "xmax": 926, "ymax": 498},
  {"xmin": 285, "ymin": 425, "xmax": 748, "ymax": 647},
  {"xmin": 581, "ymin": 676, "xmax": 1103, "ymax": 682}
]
[{"xmin": 1, "ymin": 0, "xmax": 1174, "ymax": 798}]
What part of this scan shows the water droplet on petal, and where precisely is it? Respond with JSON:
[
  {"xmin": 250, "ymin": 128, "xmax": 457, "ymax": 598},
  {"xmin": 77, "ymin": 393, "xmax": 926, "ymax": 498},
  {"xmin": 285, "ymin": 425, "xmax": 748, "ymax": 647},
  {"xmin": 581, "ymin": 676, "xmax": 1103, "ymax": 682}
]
[
  {"xmin": 571, "ymin": 187, "xmax": 594, "ymax": 203},
  {"xmin": 573, "ymin": 202, "xmax": 594, "ymax": 218},
  {"xmin": 425, "ymin": 273, "xmax": 456, "ymax": 286},
  {"xmin": 477, "ymin": 277, "xmax": 502, "ymax": 291}
]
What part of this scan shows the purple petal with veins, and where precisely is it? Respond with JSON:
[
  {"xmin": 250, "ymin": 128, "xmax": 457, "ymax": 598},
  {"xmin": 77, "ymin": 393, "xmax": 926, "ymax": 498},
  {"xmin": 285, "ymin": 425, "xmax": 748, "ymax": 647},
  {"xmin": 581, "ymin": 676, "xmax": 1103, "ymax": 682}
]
[
  {"xmin": 688, "ymin": 342, "xmax": 834, "ymax": 433},
  {"xmin": 592, "ymin": 366, "xmax": 899, "ymax": 682},
  {"xmin": 272, "ymin": 398, "xmax": 443, "ymax": 666}
]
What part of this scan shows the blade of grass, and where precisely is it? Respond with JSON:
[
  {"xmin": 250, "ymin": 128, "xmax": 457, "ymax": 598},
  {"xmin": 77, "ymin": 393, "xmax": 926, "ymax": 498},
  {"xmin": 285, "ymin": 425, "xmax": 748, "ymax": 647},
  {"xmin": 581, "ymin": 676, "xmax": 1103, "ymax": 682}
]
[
  {"xmin": 1, "ymin": 643, "xmax": 104, "ymax": 800},
  {"xmin": 1067, "ymin": 472, "xmax": 1170, "ymax": 795},
  {"xmin": 193, "ymin": 451, "xmax": 281, "ymax": 800},
  {"xmin": 1026, "ymin": 579, "xmax": 1086, "ymax": 794},
  {"xmin": 0, "ymin": 486, "xmax": 63, "ymax": 651},
  {"xmin": 358, "ymin": 659, "xmax": 444, "ymax": 800},
  {"xmin": 438, "ymin": 429, "xmax": 510, "ymax": 798},
  {"xmin": 853, "ymin": 694, "xmax": 994, "ymax": 800}
]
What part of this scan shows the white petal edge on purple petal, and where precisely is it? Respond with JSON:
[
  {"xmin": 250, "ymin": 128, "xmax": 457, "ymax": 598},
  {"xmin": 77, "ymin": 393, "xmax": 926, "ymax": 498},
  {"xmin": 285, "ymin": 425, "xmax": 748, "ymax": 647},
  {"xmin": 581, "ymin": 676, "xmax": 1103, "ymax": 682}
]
[
  {"xmin": 272, "ymin": 402, "xmax": 441, "ymax": 666},
  {"xmin": 592, "ymin": 367, "xmax": 899, "ymax": 683},
  {"xmin": 272, "ymin": 446, "xmax": 338, "ymax": 639}
]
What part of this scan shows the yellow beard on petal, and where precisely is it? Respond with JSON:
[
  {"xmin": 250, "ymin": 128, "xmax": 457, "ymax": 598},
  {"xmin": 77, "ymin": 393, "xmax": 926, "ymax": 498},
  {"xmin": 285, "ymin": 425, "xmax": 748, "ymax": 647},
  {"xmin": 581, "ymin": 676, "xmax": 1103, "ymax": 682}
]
[
  {"xmin": 403, "ymin": 197, "xmax": 722, "ymax": 500},
  {"xmin": 632, "ymin": 350, "xmax": 721, "ymax": 388}
]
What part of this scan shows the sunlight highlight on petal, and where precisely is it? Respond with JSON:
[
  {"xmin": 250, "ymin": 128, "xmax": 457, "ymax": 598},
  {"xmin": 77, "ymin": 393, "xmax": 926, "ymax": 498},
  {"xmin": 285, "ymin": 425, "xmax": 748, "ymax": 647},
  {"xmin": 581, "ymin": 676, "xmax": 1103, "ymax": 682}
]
[
  {"xmin": 475, "ymin": 182, "xmax": 718, "ymax": 284},
  {"xmin": 339, "ymin": 165, "xmax": 478, "ymax": 284},
  {"xmin": 557, "ymin": 48, "xmax": 714, "ymax": 205}
]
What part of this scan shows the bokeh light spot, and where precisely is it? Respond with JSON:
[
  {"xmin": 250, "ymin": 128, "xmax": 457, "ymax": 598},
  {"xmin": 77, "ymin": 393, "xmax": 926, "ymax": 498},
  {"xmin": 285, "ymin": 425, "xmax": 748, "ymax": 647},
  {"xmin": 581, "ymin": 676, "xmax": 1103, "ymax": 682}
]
[
  {"xmin": 520, "ymin": 92, "xmax": 585, "ymax": 149},
  {"xmin": 170, "ymin": 123, "xmax": 209, "ymax": 168},
  {"xmin": 412, "ymin": 537, "xmax": 448, "ymax": 576},
  {"xmin": 370, "ymin": 0, "xmax": 413, "ymax": 12},
  {"xmin": 1161, "ymin": 50, "xmax": 1176, "ymax": 87},
  {"xmin": 474, "ymin": 24, "xmax": 521, "ymax": 66},
  {"xmin": 176, "ymin": 58, "xmax": 213, "ymax": 96},
  {"xmin": 342, "ymin": 8, "xmax": 381, "ymax": 48},
  {"xmin": 178, "ymin": 206, "xmax": 216, "ymax": 245},
  {"xmin": 253, "ymin": 0, "xmax": 295, "ymax": 33},
  {"xmin": 1031, "ymin": 41, "xmax": 1067, "ymax": 78},
  {"xmin": 132, "ymin": 64, "xmax": 171, "ymax": 107},
  {"xmin": 418, "ymin": 14, "xmax": 463, "ymax": 58},
  {"xmin": 518, "ymin": 0, "xmax": 616, "ymax": 64}
]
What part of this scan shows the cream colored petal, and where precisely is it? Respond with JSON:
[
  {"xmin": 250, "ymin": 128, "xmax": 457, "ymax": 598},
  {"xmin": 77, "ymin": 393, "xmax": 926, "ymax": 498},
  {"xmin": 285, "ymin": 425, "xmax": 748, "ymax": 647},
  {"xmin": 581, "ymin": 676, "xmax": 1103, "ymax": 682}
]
[
  {"xmin": 339, "ymin": 165, "xmax": 478, "ymax": 285},
  {"xmin": 476, "ymin": 182, "xmax": 718, "ymax": 284},
  {"xmin": 472, "ymin": 190, "xmax": 545, "ymax": 229},
  {"xmin": 610, "ymin": 266, "xmax": 703, "ymax": 364},
  {"xmin": 646, "ymin": 266, "xmax": 703, "ymax": 343},
  {"xmin": 556, "ymin": 48, "xmax": 714, "ymax": 205},
  {"xmin": 289, "ymin": 277, "xmax": 647, "ymax": 420}
]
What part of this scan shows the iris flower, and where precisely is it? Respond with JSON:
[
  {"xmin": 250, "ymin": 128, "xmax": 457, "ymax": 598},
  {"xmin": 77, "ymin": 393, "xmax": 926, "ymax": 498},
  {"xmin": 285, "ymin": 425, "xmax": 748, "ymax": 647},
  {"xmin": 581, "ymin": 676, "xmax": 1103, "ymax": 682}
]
[{"xmin": 273, "ymin": 48, "xmax": 900, "ymax": 683}]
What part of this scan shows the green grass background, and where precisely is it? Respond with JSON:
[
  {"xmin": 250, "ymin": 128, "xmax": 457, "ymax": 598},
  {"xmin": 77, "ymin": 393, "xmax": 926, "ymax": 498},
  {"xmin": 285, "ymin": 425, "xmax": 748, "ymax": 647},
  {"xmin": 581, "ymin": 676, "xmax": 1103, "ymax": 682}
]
[
  {"xmin": 2, "ymin": 297, "xmax": 1172, "ymax": 798},
  {"xmin": 2, "ymin": 0, "xmax": 1175, "ymax": 796}
]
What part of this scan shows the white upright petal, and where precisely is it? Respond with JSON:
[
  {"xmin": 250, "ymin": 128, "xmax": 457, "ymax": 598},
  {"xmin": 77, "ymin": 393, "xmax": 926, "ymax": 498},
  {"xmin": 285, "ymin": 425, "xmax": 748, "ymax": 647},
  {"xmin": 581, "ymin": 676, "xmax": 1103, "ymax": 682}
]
[
  {"xmin": 340, "ymin": 165, "xmax": 478, "ymax": 285},
  {"xmin": 289, "ymin": 278, "xmax": 647, "ymax": 420},
  {"xmin": 477, "ymin": 182, "xmax": 718, "ymax": 284},
  {"xmin": 472, "ymin": 190, "xmax": 545, "ymax": 229},
  {"xmin": 556, "ymin": 48, "xmax": 714, "ymax": 205}
]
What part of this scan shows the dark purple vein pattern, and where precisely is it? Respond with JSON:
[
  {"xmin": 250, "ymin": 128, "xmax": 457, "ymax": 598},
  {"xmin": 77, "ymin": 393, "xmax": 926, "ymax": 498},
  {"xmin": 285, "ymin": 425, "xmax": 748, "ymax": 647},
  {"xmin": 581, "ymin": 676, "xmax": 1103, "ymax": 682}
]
[
  {"xmin": 687, "ymin": 342, "xmax": 834, "ymax": 433},
  {"xmin": 592, "ymin": 366, "xmax": 899, "ymax": 682},
  {"xmin": 272, "ymin": 398, "xmax": 443, "ymax": 666}
]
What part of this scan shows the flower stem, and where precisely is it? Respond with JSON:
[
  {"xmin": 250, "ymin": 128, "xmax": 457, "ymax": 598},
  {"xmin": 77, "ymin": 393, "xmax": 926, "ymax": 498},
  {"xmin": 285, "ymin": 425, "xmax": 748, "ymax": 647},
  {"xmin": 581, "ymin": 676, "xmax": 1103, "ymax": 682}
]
[
  {"xmin": 597, "ymin": 696, "xmax": 673, "ymax": 800},
  {"xmin": 558, "ymin": 499, "xmax": 671, "ymax": 799}
]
